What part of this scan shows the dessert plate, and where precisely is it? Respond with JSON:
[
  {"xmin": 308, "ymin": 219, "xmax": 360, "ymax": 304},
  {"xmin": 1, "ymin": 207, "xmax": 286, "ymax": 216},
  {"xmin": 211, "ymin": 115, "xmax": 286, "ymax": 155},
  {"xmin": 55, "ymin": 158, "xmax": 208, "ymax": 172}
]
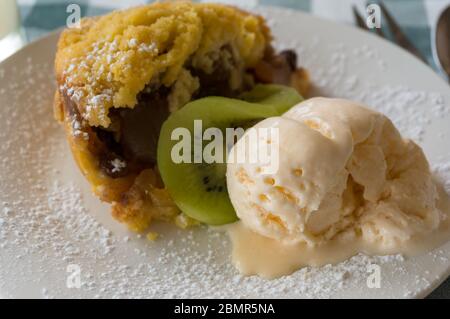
[{"xmin": 0, "ymin": 6, "xmax": 449, "ymax": 299}]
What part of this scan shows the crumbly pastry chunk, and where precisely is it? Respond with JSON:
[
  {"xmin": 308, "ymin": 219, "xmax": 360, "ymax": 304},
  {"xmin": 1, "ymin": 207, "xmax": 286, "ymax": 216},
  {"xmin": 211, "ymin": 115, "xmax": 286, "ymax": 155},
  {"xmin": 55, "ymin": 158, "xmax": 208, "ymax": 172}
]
[{"xmin": 54, "ymin": 1, "xmax": 309, "ymax": 231}]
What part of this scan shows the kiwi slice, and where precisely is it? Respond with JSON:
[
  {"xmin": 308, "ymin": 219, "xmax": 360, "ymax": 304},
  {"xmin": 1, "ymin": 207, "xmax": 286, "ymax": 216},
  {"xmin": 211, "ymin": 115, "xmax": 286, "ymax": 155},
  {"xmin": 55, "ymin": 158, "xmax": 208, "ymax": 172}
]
[
  {"xmin": 239, "ymin": 84, "xmax": 302, "ymax": 112},
  {"xmin": 157, "ymin": 85, "xmax": 303, "ymax": 225}
]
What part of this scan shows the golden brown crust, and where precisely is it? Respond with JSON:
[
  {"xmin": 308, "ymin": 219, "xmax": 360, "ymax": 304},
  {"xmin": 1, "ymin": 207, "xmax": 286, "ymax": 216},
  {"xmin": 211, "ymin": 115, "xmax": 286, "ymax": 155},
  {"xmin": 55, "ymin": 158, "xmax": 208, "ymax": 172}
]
[
  {"xmin": 291, "ymin": 68, "xmax": 310, "ymax": 97},
  {"xmin": 58, "ymin": 90, "xmax": 136, "ymax": 202}
]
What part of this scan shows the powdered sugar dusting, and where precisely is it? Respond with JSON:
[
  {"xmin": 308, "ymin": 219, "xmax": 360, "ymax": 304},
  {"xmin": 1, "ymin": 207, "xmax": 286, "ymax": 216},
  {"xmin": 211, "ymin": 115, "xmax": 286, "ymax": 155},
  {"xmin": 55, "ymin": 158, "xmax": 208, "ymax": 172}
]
[
  {"xmin": 433, "ymin": 161, "xmax": 450, "ymax": 194},
  {"xmin": 111, "ymin": 158, "xmax": 126, "ymax": 173},
  {"xmin": 258, "ymin": 8, "xmax": 450, "ymax": 145}
]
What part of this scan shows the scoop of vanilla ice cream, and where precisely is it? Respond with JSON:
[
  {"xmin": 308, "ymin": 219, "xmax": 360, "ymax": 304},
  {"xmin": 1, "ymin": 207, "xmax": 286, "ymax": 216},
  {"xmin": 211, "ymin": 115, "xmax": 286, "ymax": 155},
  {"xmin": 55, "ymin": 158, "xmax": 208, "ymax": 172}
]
[{"xmin": 226, "ymin": 97, "xmax": 443, "ymax": 248}]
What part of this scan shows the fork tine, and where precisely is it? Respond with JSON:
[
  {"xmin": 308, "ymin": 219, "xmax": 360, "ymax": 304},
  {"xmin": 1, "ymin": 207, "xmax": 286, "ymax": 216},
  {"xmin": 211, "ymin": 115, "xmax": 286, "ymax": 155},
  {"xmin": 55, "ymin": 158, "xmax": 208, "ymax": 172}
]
[
  {"xmin": 379, "ymin": 1, "xmax": 427, "ymax": 62},
  {"xmin": 352, "ymin": 6, "xmax": 370, "ymax": 31}
]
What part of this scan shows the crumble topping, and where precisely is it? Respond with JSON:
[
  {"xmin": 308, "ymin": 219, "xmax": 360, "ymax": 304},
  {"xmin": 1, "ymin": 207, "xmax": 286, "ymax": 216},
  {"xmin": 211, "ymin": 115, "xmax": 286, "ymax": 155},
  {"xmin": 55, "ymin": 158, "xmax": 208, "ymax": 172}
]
[{"xmin": 55, "ymin": 2, "xmax": 270, "ymax": 128}]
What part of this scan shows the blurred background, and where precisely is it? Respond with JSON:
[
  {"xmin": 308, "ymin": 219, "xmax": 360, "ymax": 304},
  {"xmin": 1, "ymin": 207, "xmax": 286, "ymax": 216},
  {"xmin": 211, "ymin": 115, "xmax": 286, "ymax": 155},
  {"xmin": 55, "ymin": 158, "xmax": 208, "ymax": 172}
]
[
  {"xmin": 1, "ymin": 0, "xmax": 449, "ymax": 76},
  {"xmin": 0, "ymin": 0, "xmax": 449, "ymax": 298}
]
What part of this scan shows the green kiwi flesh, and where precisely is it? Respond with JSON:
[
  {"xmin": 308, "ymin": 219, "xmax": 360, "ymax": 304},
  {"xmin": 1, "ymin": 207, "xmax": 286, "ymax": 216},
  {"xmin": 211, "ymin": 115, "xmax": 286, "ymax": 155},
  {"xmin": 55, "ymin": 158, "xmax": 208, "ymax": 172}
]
[{"xmin": 157, "ymin": 85, "xmax": 303, "ymax": 225}]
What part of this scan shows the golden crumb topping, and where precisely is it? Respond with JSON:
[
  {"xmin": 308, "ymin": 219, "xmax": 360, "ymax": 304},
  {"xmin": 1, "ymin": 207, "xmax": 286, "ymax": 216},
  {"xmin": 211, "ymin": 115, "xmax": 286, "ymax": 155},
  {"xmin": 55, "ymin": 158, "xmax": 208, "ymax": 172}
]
[{"xmin": 55, "ymin": 1, "xmax": 271, "ymax": 128}]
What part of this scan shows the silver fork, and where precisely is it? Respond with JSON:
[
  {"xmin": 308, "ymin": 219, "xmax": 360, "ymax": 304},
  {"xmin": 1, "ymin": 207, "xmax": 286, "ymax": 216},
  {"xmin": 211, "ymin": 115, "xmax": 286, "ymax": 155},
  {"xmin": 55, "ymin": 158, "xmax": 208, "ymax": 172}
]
[{"xmin": 352, "ymin": 1, "xmax": 428, "ymax": 63}]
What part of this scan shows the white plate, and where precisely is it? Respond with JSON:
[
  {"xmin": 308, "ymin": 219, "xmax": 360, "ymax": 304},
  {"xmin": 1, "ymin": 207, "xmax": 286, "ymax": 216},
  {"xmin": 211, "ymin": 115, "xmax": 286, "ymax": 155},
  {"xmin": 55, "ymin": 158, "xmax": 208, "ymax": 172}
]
[{"xmin": 1, "ymin": 7, "xmax": 450, "ymax": 299}]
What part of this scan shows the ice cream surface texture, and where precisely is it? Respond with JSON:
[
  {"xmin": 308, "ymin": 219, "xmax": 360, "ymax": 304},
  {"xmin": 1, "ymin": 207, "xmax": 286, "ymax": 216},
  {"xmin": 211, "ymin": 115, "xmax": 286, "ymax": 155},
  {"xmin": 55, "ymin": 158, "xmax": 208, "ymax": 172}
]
[{"xmin": 227, "ymin": 98, "xmax": 445, "ymax": 251}]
